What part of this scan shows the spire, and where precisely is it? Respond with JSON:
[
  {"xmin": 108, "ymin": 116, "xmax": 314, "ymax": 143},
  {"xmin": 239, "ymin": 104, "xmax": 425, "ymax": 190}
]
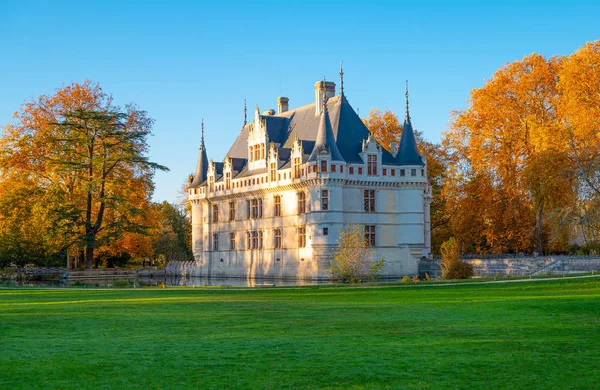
[
  {"xmin": 322, "ymin": 76, "xmax": 328, "ymax": 112},
  {"xmin": 396, "ymin": 82, "xmax": 424, "ymax": 166},
  {"xmin": 339, "ymin": 61, "xmax": 344, "ymax": 96},
  {"xmin": 405, "ymin": 80, "xmax": 410, "ymax": 123},
  {"xmin": 309, "ymin": 80, "xmax": 344, "ymax": 162},
  {"xmin": 190, "ymin": 119, "xmax": 209, "ymax": 187},
  {"xmin": 243, "ymin": 99, "xmax": 247, "ymax": 127},
  {"xmin": 201, "ymin": 118, "xmax": 205, "ymax": 148}
]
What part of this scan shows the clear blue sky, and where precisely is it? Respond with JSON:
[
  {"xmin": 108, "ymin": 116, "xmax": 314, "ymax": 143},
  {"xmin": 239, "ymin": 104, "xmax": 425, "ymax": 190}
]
[{"xmin": 1, "ymin": 0, "xmax": 598, "ymax": 203}]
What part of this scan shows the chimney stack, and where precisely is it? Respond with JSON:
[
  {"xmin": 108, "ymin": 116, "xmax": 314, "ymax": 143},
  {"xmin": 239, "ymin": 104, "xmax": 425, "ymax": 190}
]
[
  {"xmin": 315, "ymin": 80, "xmax": 336, "ymax": 115},
  {"xmin": 277, "ymin": 97, "xmax": 289, "ymax": 114}
]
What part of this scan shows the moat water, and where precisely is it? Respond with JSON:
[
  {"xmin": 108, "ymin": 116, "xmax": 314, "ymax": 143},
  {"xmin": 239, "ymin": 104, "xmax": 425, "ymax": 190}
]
[{"xmin": 2, "ymin": 276, "xmax": 331, "ymax": 288}]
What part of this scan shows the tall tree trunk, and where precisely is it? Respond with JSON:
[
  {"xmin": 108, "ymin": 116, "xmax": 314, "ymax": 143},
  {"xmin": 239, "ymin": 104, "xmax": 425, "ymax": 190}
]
[
  {"xmin": 85, "ymin": 244, "xmax": 94, "ymax": 270},
  {"xmin": 535, "ymin": 205, "xmax": 543, "ymax": 254}
]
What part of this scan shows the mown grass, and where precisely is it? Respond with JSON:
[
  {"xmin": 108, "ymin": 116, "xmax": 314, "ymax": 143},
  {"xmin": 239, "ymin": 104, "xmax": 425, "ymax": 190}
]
[{"xmin": 1, "ymin": 278, "xmax": 599, "ymax": 389}]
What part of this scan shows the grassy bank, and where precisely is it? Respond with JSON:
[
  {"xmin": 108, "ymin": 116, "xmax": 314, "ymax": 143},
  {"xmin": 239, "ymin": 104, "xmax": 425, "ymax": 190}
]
[{"xmin": 1, "ymin": 279, "xmax": 599, "ymax": 389}]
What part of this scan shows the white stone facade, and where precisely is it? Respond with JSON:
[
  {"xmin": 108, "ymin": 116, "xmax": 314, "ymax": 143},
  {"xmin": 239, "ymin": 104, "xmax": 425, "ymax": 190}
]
[{"xmin": 188, "ymin": 79, "xmax": 431, "ymax": 280}]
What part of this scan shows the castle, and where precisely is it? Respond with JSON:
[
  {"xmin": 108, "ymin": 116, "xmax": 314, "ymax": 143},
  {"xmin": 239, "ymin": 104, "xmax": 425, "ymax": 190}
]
[{"xmin": 187, "ymin": 69, "xmax": 431, "ymax": 280}]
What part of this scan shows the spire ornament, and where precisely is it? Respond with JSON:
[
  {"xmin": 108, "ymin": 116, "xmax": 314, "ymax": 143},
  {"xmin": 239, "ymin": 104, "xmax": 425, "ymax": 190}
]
[
  {"xmin": 405, "ymin": 80, "xmax": 410, "ymax": 123},
  {"xmin": 201, "ymin": 118, "xmax": 205, "ymax": 149},
  {"xmin": 322, "ymin": 76, "xmax": 328, "ymax": 113},
  {"xmin": 339, "ymin": 61, "xmax": 344, "ymax": 96},
  {"xmin": 244, "ymin": 99, "xmax": 247, "ymax": 127}
]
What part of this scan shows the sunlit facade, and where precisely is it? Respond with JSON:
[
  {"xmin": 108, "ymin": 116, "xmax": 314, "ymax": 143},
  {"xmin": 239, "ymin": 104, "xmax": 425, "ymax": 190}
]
[{"xmin": 188, "ymin": 76, "xmax": 431, "ymax": 279}]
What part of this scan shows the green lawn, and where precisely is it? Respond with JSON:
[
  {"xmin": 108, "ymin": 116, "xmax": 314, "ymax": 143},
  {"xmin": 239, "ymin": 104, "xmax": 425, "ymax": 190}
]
[{"xmin": 1, "ymin": 279, "xmax": 599, "ymax": 389}]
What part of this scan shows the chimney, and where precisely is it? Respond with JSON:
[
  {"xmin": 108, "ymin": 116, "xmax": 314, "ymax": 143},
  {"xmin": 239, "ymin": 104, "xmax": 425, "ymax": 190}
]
[
  {"xmin": 277, "ymin": 97, "xmax": 289, "ymax": 114},
  {"xmin": 314, "ymin": 80, "xmax": 336, "ymax": 115},
  {"xmin": 390, "ymin": 141, "xmax": 398, "ymax": 157}
]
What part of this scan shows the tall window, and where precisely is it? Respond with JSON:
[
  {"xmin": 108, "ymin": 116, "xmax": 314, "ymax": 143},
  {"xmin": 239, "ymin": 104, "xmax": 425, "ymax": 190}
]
[
  {"xmin": 365, "ymin": 225, "xmax": 376, "ymax": 247},
  {"xmin": 212, "ymin": 233, "xmax": 219, "ymax": 251},
  {"xmin": 252, "ymin": 231, "xmax": 258, "ymax": 249},
  {"xmin": 209, "ymin": 176, "xmax": 214, "ymax": 192},
  {"xmin": 367, "ymin": 155, "xmax": 377, "ymax": 175},
  {"xmin": 225, "ymin": 172, "xmax": 231, "ymax": 190},
  {"xmin": 229, "ymin": 201, "xmax": 235, "ymax": 221},
  {"xmin": 400, "ymin": 169, "xmax": 405, "ymax": 177},
  {"xmin": 251, "ymin": 199, "xmax": 258, "ymax": 219},
  {"xmin": 246, "ymin": 200, "xmax": 251, "ymax": 219},
  {"xmin": 411, "ymin": 169, "xmax": 417, "ymax": 176},
  {"xmin": 270, "ymin": 162, "xmax": 277, "ymax": 181},
  {"xmin": 320, "ymin": 160, "xmax": 327, "ymax": 172},
  {"xmin": 298, "ymin": 226, "xmax": 306, "ymax": 248},
  {"xmin": 294, "ymin": 157, "xmax": 301, "ymax": 178},
  {"xmin": 274, "ymin": 229, "xmax": 282, "ymax": 249},
  {"xmin": 274, "ymin": 195, "xmax": 281, "ymax": 216},
  {"xmin": 258, "ymin": 198, "xmax": 263, "ymax": 218},
  {"xmin": 364, "ymin": 190, "xmax": 375, "ymax": 212},
  {"xmin": 321, "ymin": 190, "xmax": 329, "ymax": 211},
  {"xmin": 258, "ymin": 231, "xmax": 263, "ymax": 249},
  {"xmin": 230, "ymin": 232, "xmax": 236, "ymax": 250},
  {"xmin": 297, "ymin": 192, "xmax": 306, "ymax": 214},
  {"xmin": 212, "ymin": 204, "xmax": 219, "ymax": 222}
]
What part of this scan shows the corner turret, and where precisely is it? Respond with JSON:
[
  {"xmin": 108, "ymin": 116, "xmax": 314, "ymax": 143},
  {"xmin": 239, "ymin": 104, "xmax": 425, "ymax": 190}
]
[
  {"xmin": 396, "ymin": 81, "xmax": 424, "ymax": 166},
  {"xmin": 189, "ymin": 119, "xmax": 209, "ymax": 187}
]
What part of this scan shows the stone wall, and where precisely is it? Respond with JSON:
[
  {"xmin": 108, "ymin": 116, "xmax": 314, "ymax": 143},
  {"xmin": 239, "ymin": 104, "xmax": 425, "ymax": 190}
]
[{"xmin": 419, "ymin": 256, "xmax": 600, "ymax": 278}]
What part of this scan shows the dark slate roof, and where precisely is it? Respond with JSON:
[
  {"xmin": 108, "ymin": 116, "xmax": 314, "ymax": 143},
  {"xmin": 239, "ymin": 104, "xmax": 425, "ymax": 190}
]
[
  {"xmin": 396, "ymin": 116, "xmax": 424, "ymax": 166},
  {"xmin": 189, "ymin": 142, "xmax": 208, "ymax": 188},
  {"xmin": 308, "ymin": 99, "xmax": 344, "ymax": 162},
  {"xmin": 224, "ymin": 94, "xmax": 404, "ymax": 167}
]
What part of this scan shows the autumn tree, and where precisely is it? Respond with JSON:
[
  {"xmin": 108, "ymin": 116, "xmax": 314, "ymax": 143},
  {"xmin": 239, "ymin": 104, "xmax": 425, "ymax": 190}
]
[
  {"xmin": 0, "ymin": 81, "xmax": 167, "ymax": 269},
  {"xmin": 152, "ymin": 201, "xmax": 193, "ymax": 262},
  {"xmin": 328, "ymin": 224, "xmax": 385, "ymax": 283}
]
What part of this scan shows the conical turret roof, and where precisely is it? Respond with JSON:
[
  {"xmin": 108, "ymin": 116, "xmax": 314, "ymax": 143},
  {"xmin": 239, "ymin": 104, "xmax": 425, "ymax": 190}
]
[
  {"xmin": 396, "ymin": 83, "xmax": 424, "ymax": 166},
  {"xmin": 189, "ymin": 120, "xmax": 209, "ymax": 187}
]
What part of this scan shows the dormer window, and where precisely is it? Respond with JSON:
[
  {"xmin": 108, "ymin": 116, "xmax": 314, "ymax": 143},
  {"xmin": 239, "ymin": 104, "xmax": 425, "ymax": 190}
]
[
  {"xmin": 293, "ymin": 157, "xmax": 301, "ymax": 178},
  {"xmin": 367, "ymin": 155, "xmax": 377, "ymax": 175},
  {"xmin": 270, "ymin": 162, "xmax": 277, "ymax": 182},
  {"xmin": 225, "ymin": 172, "xmax": 231, "ymax": 190},
  {"xmin": 320, "ymin": 160, "xmax": 327, "ymax": 172},
  {"xmin": 209, "ymin": 176, "xmax": 214, "ymax": 192}
]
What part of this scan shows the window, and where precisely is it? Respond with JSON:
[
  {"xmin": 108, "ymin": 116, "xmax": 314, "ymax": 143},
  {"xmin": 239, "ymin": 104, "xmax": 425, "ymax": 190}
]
[
  {"xmin": 365, "ymin": 225, "xmax": 376, "ymax": 247},
  {"xmin": 246, "ymin": 232, "xmax": 251, "ymax": 249},
  {"xmin": 297, "ymin": 192, "xmax": 306, "ymax": 214},
  {"xmin": 421, "ymin": 169, "xmax": 425, "ymax": 176},
  {"xmin": 331, "ymin": 164, "xmax": 336, "ymax": 172},
  {"xmin": 251, "ymin": 199, "xmax": 258, "ymax": 219},
  {"xmin": 270, "ymin": 162, "xmax": 277, "ymax": 182},
  {"xmin": 391, "ymin": 169, "xmax": 396, "ymax": 176},
  {"xmin": 411, "ymin": 169, "xmax": 416, "ymax": 176},
  {"xmin": 212, "ymin": 204, "xmax": 219, "ymax": 222},
  {"xmin": 367, "ymin": 155, "xmax": 377, "ymax": 175},
  {"xmin": 400, "ymin": 169, "xmax": 406, "ymax": 177},
  {"xmin": 358, "ymin": 167, "xmax": 363, "ymax": 174},
  {"xmin": 245, "ymin": 200, "xmax": 251, "ymax": 219},
  {"xmin": 382, "ymin": 168, "xmax": 387, "ymax": 176},
  {"xmin": 320, "ymin": 160, "xmax": 327, "ymax": 172},
  {"xmin": 230, "ymin": 232, "xmax": 236, "ymax": 250},
  {"xmin": 349, "ymin": 167, "xmax": 354, "ymax": 174},
  {"xmin": 364, "ymin": 190, "xmax": 375, "ymax": 212},
  {"xmin": 229, "ymin": 201, "xmax": 235, "ymax": 221},
  {"xmin": 323, "ymin": 227, "xmax": 329, "ymax": 236},
  {"xmin": 321, "ymin": 189, "xmax": 329, "ymax": 211},
  {"xmin": 212, "ymin": 233, "xmax": 219, "ymax": 251},
  {"xmin": 340, "ymin": 165, "xmax": 344, "ymax": 173},
  {"xmin": 209, "ymin": 176, "xmax": 214, "ymax": 192},
  {"xmin": 252, "ymin": 231, "xmax": 258, "ymax": 249},
  {"xmin": 274, "ymin": 229, "xmax": 282, "ymax": 249},
  {"xmin": 225, "ymin": 172, "xmax": 231, "ymax": 190},
  {"xmin": 258, "ymin": 231, "xmax": 263, "ymax": 249},
  {"xmin": 274, "ymin": 195, "xmax": 281, "ymax": 216},
  {"xmin": 294, "ymin": 157, "xmax": 301, "ymax": 178},
  {"xmin": 298, "ymin": 226, "xmax": 306, "ymax": 247},
  {"xmin": 313, "ymin": 165, "xmax": 317, "ymax": 173},
  {"xmin": 258, "ymin": 198, "xmax": 263, "ymax": 218}
]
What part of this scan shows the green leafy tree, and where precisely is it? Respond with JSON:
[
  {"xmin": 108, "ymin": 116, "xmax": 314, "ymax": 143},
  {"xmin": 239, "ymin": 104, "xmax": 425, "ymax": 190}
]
[{"xmin": 328, "ymin": 224, "xmax": 385, "ymax": 283}]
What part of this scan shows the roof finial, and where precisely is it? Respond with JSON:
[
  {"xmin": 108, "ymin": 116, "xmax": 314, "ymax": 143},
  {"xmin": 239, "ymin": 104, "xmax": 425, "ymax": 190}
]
[
  {"xmin": 405, "ymin": 80, "xmax": 410, "ymax": 123},
  {"xmin": 339, "ymin": 61, "xmax": 344, "ymax": 96},
  {"xmin": 201, "ymin": 118, "xmax": 205, "ymax": 149},
  {"xmin": 243, "ymin": 99, "xmax": 247, "ymax": 127}
]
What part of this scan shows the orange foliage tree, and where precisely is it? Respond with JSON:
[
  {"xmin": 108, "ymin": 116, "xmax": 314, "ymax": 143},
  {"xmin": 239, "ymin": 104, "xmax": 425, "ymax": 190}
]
[{"xmin": 0, "ymin": 81, "xmax": 167, "ymax": 268}]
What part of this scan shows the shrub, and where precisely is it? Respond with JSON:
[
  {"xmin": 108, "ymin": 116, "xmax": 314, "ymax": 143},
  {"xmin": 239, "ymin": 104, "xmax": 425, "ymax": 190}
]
[
  {"xmin": 328, "ymin": 224, "xmax": 385, "ymax": 283},
  {"xmin": 400, "ymin": 275, "xmax": 412, "ymax": 283},
  {"xmin": 439, "ymin": 238, "xmax": 474, "ymax": 279}
]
